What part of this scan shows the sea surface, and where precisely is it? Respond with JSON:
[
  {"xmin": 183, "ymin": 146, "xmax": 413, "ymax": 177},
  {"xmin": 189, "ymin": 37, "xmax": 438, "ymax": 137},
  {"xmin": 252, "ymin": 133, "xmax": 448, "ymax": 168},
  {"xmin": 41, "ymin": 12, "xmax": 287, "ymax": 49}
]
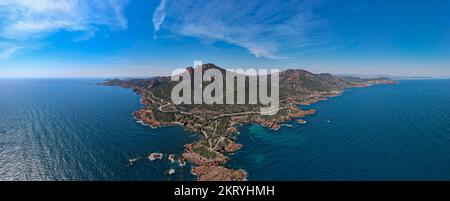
[
  {"xmin": 0, "ymin": 79, "xmax": 449, "ymax": 180},
  {"xmin": 229, "ymin": 79, "xmax": 450, "ymax": 180},
  {"xmin": 0, "ymin": 79, "xmax": 197, "ymax": 181}
]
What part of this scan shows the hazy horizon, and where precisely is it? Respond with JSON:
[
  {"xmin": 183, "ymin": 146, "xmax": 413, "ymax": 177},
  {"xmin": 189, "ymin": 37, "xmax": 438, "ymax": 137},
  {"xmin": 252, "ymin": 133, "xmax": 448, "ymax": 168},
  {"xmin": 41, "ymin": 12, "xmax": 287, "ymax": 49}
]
[{"xmin": 0, "ymin": 70, "xmax": 449, "ymax": 79}]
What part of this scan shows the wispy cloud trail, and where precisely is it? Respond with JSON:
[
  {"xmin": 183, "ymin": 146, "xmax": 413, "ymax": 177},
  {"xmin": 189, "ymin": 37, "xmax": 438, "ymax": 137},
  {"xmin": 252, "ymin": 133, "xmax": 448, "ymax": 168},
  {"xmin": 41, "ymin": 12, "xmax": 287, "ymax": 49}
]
[
  {"xmin": 152, "ymin": 0, "xmax": 166, "ymax": 40},
  {"xmin": 152, "ymin": 0, "xmax": 329, "ymax": 59},
  {"xmin": 0, "ymin": 45, "xmax": 22, "ymax": 59}
]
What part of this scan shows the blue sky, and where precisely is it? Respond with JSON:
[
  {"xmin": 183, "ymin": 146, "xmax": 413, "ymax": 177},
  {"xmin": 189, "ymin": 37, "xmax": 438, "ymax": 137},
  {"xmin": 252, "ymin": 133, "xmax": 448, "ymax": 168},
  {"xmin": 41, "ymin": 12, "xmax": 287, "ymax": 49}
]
[{"xmin": 0, "ymin": 0, "xmax": 449, "ymax": 77}]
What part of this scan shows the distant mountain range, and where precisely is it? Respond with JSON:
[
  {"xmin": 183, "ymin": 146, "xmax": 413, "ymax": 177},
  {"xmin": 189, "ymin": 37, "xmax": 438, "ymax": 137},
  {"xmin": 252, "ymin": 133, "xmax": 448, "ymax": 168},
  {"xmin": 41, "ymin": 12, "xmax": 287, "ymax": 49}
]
[
  {"xmin": 337, "ymin": 73, "xmax": 441, "ymax": 80},
  {"xmin": 103, "ymin": 63, "xmax": 395, "ymax": 103}
]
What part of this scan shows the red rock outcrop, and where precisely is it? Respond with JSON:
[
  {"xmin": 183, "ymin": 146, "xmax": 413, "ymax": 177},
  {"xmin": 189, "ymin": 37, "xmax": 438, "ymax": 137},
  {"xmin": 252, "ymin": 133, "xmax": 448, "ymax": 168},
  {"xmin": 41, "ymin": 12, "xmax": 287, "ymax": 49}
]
[
  {"xmin": 182, "ymin": 143, "xmax": 228, "ymax": 166},
  {"xmin": 224, "ymin": 139, "xmax": 242, "ymax": 153},
  {"xmin": 192, "ymin": 166, "xmax": 246, "ymax": 181}
]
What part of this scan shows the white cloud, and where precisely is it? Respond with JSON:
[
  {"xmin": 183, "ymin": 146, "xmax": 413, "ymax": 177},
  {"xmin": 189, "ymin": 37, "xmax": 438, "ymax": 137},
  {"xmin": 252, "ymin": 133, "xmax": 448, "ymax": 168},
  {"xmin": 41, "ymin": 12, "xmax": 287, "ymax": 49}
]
[
  {"xmin": 0, "ymin": 45, "xmax": 23, "ymax": 59},
  {"xmin": 0, "ymin": 41, "xmax": 46, "ymax": 60},
  {"xmin": 0, "ymin": 0, "xmax": 129, "ymax": 58},
  {"xmin": 0, "ymin": 0, "xmax": 129, "ymax": 40},
  {"xmin": 152, "ymin": 0, "xmax": 166, "ymax": 40},
  {"xmin": 152, "ymin": 0, "xmax": 328, "ymax": 59}
]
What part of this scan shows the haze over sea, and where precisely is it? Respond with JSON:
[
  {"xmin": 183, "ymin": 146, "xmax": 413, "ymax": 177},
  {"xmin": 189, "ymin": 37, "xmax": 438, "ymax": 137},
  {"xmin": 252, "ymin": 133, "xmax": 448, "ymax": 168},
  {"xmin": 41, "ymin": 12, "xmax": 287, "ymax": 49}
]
[{"xmin": 0, "ymin": 79, "xmax": 449, "ymax": 180}]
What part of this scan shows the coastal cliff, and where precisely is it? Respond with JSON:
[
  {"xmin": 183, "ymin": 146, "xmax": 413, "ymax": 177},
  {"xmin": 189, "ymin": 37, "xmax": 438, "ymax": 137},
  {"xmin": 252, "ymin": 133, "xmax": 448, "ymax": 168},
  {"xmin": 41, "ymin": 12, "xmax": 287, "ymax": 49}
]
[{"xmin": 101, "ymin": 63, "xmax": 396, "ymax": 181}]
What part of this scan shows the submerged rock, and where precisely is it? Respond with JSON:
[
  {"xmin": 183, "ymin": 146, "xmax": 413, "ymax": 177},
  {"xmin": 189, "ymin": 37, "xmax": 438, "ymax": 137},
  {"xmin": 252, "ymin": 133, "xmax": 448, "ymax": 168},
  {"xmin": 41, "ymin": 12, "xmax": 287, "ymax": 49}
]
[
  {"xmin": 168, "ymin": 154, "xmax": 176, "ymax": 163},
  {"xmin": 178, "ymin": 158, "xmax": 186, "ymax": 167},
  {"xmin": 148, "ymin": 153, "xmax": 164, "ymax": 161}
]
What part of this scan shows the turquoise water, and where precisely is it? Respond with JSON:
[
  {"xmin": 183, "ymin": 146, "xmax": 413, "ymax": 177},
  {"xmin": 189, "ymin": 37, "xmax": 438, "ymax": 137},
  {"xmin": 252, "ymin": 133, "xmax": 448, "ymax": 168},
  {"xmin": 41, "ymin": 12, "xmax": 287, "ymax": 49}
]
[
  {"xmin": 0, "ymin": 79, "xmax": 449, "ymax": 181},
  {"xmin": 229, "ymin": 79, "xmax": 450, "ymax": 180},
  {"xmin": 0, "ymin": 79, "xmax": 197, "ymax": 181}
]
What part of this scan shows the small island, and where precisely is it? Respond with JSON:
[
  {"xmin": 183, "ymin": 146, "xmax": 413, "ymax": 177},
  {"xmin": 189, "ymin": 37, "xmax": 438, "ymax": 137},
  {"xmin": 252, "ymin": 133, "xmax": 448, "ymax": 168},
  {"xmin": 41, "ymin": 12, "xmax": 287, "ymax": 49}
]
[{"xmin": 101, "ymin": 63, "xmax": 396, "ymax": 181}]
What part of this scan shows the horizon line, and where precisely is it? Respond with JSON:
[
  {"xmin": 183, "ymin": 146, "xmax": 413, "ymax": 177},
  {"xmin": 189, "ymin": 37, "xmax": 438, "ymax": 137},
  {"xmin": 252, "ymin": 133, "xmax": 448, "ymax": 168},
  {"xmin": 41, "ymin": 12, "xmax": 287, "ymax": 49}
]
[{"xmin": 0, "ymin": 75, "xmax": 449, "ymax": 80}]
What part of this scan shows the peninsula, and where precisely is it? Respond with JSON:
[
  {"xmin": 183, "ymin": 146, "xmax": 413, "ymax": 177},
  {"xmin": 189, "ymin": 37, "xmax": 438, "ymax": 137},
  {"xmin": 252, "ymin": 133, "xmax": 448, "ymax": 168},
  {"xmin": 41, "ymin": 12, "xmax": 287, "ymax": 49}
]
[{"xmin": 101, "ymin": 63, "xmax": 396, "ymax": 181}]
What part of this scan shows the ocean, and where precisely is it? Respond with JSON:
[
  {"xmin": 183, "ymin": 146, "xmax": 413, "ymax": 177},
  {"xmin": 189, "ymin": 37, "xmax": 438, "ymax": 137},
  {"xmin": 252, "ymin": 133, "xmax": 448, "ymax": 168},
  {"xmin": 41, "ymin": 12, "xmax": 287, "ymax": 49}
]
[
  {"xmin": 0, "ymin": 79, "xmax": 197, "ymax": 181},
  {"xmin": 0, "ymin": 79, "xmax": 449, "ymax": 180}
]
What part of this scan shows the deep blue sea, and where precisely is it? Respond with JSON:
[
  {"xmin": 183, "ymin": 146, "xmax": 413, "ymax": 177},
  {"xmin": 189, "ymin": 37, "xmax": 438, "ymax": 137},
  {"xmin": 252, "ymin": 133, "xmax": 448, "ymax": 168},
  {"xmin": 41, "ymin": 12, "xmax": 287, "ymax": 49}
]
[
  {"xmin": 1, "ymin": 79, "xmax": 449, "ymax": 181},
  {"xmin": 0, "ymin": 79, "xmax": 197, "ymax": 181}
]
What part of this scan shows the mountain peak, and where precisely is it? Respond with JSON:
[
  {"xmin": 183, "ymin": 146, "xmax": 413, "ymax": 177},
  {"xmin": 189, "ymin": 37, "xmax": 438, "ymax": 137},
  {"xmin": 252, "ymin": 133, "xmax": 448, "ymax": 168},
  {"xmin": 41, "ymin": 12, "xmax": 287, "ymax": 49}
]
[{"xmin": 183, "ymin": 63, "xmax": 227, "ymax": 74}]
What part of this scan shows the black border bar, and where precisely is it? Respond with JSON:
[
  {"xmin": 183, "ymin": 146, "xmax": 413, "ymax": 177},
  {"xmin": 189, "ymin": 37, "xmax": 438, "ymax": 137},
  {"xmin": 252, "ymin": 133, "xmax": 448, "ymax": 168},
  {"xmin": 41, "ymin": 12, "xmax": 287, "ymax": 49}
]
[{"xmin": 2, "ymin": 181, "xmax": 450, "ymax": 200}]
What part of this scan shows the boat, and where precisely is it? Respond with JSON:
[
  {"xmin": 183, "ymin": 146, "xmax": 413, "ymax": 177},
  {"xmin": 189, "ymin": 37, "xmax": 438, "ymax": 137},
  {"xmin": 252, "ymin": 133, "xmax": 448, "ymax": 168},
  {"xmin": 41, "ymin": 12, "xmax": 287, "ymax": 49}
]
[{"xmin": 297, "ymin": 119, "xmax": 307, "ymax": 124}]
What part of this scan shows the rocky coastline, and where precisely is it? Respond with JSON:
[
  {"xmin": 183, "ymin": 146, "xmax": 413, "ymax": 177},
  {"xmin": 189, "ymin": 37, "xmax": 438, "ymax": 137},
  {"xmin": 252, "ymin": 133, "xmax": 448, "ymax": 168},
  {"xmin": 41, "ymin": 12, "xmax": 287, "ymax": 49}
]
[
  {"xmin": 101, "ymin": 64, "xmax": 397, "ymax": 181},
  {"xmin": 126, "ymin": 89, "xmax": 334, "ymax": 181}
]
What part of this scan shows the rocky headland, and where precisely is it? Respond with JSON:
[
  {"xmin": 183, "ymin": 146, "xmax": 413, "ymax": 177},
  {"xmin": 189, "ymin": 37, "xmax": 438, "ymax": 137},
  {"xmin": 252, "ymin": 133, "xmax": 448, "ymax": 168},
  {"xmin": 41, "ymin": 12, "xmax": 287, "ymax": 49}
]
[{"xmin": 100, "ymin": 63, "xmax": 396, "ymax": 181}]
